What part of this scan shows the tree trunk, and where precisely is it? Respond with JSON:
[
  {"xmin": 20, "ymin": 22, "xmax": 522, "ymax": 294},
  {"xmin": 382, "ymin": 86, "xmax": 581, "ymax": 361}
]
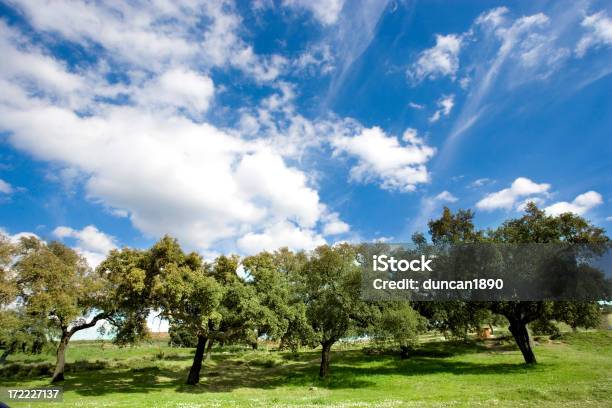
[
  {"xmin": 0, "ymin": 348, "xmax": 11, "ymax": 365},
  {"xmin": 509, "ymin": 320, "xmax": 537, "ymax": 364},
  {"xmin": 319, "ymin": 340, "xmax": 333, "ymax": 378},
  {"xmin": 278, "ymin": 336, "xmax": 286, "ymax": 351},
  {"xmin": 51, "ymin": 333, "xmax": 71, "ymax": 383},
  {"xmin": 204, "ymin": 339, "xmax": 214, "ymax": 361},
  {"xmin": 251, "ymin": 341, "xmax": 258, "ymax": 350},
  {"xmin": 186, "ymin": 335, "xmax": 207, "ymax": 385},
  {"xmin": 399, "ymin": 345, "xmax": 412, "ymax": 360}
]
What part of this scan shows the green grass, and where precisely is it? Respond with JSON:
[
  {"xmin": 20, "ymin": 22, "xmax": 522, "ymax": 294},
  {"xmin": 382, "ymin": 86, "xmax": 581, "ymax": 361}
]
[{"xmin": 1, "ymin": 331, "xmax": 610, "ymax": 407}]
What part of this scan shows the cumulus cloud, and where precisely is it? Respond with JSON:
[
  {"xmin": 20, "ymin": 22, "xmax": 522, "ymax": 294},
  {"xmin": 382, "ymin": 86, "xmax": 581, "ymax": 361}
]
[
  {"xmin": 331, "ymin": 127, "xmax": 436, "ymax": 192},
  {"xmin": 134, "ymin": 68, "xmax": 215, "ymax": 116},
  {"xmin": 429, "ymin": 94, "xmax": 455, "ymax": 123},
  {"xmin": 576, "ymin": 11, "xmax": 612, "ymax": 57},
  {"xmin": 0, "ymin": 227, "xmax": 39, "ymax": 243},
  {"xmin": 0, "ymin": 98, "xmax": 333, "ymax": 252},
  {"xmin": 53, "ymin": 225, "xmax": 118, "ymax": 267},
  {"xmin": 0, "ymin": 179, "xmax": 13, "ymax": 194},
  {"xmin": 544, "ymin": 191, "xmax": 603, "ymax": 216},
  {"xmin": 408, "ymin": 34, "xmax": 462, "ymax": 83},
  {"xmin": 237, "ymin": 221, "xmax": 325, "ymax": 253},
  {"xmin": 476, "ymin": 177, "xmax": 550, "ymax": 211},
  {"xmin": 322, "ymin": 212, "xmax": 350, "ymax": 236},
  {"xmin": 283, "ymin": 0, "xmax": 345, "ymax": 25},
  {"xmin": 0, "ymin": 1, "xmax": 360, "ymax": 255}
]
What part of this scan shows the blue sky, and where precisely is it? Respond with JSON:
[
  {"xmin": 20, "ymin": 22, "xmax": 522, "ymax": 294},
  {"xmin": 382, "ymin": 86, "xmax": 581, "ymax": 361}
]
[{"xmin": 1, "ymin": 0, "xmax": 612, "ymax": 269}]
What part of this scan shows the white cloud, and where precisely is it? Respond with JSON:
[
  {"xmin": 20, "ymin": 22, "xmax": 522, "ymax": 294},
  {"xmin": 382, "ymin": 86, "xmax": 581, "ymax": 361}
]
[
  {"xmin": 7, "ymin": 0, "xmax": 285, "ymax": 82},
  {"xmin": 0, "ymin": 99, "xmax": 332, "ymax": 252},
  {"xmin": 576, "ymin": 11, "xmax": 612, "ymax": 57},
  {"xmin": 53, "ymin": 225, "xmax": 117, "ymax": 254},
  {"xmin": 331, "ymin": 127, "xmax": 435, "ymax": 192},
  {"xmin": 470, "ymin": 178, "xmax": 495, "ymax": 188},
  {"xmin": 408, "ymin": 191, "xmax": 458, "ymax": 234},
  {"xmin": 0, "ymin": 179, "xmax": 13, "ymax": 194},
  {"xmin": 294, "ymin": 44, "xmax": 335, "ymax": 75},
  {"xmin": 408, "ymin": 102, "xmax": 424, "ymax": 109},
  {"xmin": 237, "ymin": 221, "xmax": 325, "ymax": 253},
  {"xmin": 234, "ymin": 149, "xmax": 322, "ymax": 228},
  {"xmin": 135, "ymin": 68, "xmax": 214, "ymax": 116},
  {"xmin": 475, "ymin": 7, "xmax": 509, "ymax": 29},
  {"xmin": 283, "ymin": 0, "xmax": 345, "ymax": 25},
  {"xmin": 0, "ymin": 3, "xmax": 354, "ymax": 255},
  {"xmin": 0, "ymin": 227, "xmax": 39, "ymax": 243},
  {"xmin": 544, "ymin": 191, "xmax": 603, "ymax": 216},
  {"xmin": 605, "ymin": 216, "xmax": 612, "ymax": 222},
  {"xmin": 322, "ymin": 212, "xmax": 350, "ymax": 236},
  {"xmin": 408, "ymin": 34, "xmax": 462, "ymax": 83},
  {"xmin": 429, "ymin": 94, "xmax": 455, "ymax": 123},
  {"xmin": 435, "ymin": 191, "xmax": 458, "ymax": 203},
  {"xmin": 516, "ymin": 196, "xmax": 546, "ymax": 212},
  {"xmin": 53, "ymin": 225, "xmax": 118, "ymax": 267},
  {"xmin": 476, "ymin": 177, "xmax": 550, "ymax": 211},
  {"xmin": 440, "ymin": 9, "xmax": 556, "ymax": 148}
]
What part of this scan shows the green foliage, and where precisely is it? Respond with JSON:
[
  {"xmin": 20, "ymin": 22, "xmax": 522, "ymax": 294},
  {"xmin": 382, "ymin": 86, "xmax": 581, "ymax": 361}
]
[
  {"xmin": 300, "ymin": 244, "xmax": 372, "ymax": 346},
  {"xmin": 370, "ymin": 302, "xmax": 427, "ymax": 357},
  {"xmin": 15, "ymin": 238, "xmax": 100, "ymax": 329},
  {"xmin": 553, "ymin": 301, "xmax": 602, "ymax": 330},
  {"xmin": 425, "ymin": 203, "xmax": 611, "ymax": 364},
  {"xmin": 168, "ymin": 323, "xmax": 198, "ymax": 348},
  {"xmin": 529, "ymin": 319, "xmax": 561, "ymax": 337}
]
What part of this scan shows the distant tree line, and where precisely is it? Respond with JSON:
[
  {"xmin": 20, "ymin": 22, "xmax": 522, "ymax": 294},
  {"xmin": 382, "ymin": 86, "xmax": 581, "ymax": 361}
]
[{"xmin": 0, "ymin": 204, "xmax": 608, "ymax": 384}]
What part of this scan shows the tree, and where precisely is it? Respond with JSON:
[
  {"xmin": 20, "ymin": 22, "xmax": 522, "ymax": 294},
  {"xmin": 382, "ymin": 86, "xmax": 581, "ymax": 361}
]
[
  {"xmin": 427, "ymin": 204, "xmax": 610, "ymax": 364},
  {"xmin": 242, "ymin": 250, "xmax": 313, "ymax": 351},
  {"xmin": 272, "ymin": 248, "xmax": 313, "ymax": 352},
  {"xmin": 488, "ymin": 204, "xmax": 609, "ymax": 363},
  {"xmin": 14, "ymin": 237, "xmax": 112, "ymax": 382},
  {"xmin": 206, "ymin": 254, "xmax": 263, "ymax": 354},
  {"xmin": 371, "ymin": 301, "xmax": 427, "ymax": 358},
  {"xmin": 147, "ymin": 236, "xmax": 223, "ymax": 385},
  {"xmin": 96, "ymin": 247, "xmax": 151, "ymax": 345},
  {"xmin": 553, "ymin": 301, "xmax": 601, "ymax": 331},
  {"xmin": 0, "ymin": 234, "xmax": 17, "ymax": 363},
  {"xmin": 168, "ymin": 323, "xmax": 198, "ymax": 347},
  {"xmin": 299, "ymin": 244, "xmax": 374, "ymax": 378}
]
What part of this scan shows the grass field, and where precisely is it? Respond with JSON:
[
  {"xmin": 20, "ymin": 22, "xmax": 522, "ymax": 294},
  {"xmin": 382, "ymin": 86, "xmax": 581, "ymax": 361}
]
[{"xmin": 0, "ymin": 331, "xmax": 610, "ymax": 407}]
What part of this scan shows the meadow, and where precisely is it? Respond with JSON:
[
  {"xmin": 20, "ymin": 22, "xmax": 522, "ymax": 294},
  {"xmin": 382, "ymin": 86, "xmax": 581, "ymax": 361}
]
[{"xmin": 0, "ymin": 330, "xmax": 610, "ymax": 408}]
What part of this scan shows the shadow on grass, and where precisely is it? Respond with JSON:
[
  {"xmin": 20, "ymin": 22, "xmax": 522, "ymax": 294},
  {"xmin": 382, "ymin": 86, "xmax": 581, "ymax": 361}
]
[{"xmin": 29, "ymin": 345, "xmax": 539, "ymax": 397}]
